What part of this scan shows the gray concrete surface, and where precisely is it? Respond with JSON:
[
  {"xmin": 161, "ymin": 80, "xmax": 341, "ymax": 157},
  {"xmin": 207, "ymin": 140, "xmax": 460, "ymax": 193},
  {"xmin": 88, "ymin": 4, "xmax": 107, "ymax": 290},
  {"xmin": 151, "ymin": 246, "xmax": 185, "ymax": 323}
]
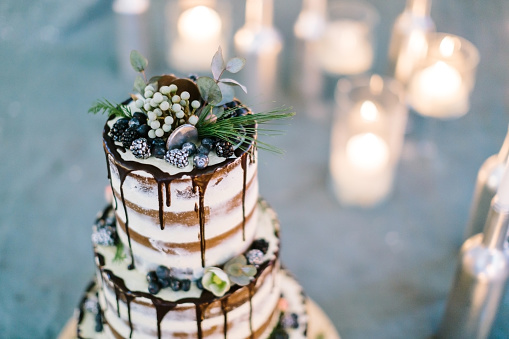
[{"xmin": 1, "ymin": 0, "xmax": 509, "ymax": 338}]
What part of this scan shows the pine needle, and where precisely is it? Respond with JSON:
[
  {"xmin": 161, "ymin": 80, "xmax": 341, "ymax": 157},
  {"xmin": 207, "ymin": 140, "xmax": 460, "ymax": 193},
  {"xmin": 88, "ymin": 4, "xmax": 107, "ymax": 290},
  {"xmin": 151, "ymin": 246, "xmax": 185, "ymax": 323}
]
[{"xmin": 88, "ymin": 99, "xmax": 132, "ymax": 119}]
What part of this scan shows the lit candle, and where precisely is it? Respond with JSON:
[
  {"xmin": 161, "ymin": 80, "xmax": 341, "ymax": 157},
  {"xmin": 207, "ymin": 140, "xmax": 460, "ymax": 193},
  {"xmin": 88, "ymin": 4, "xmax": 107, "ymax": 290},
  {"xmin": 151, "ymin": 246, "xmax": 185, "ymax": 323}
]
[
  {"xmin": 170, "ymin": 5, "xmax": 223, "ymax": 71},
  {"xmin": 408, "ymin": 36, "xmax": 470, "ymax": 118},
  {"xmin": 317, "ymin": 20, "xmax": 373, "ymax": 75},
  {"xmin": 346, "ymin": 133, "xmax": 389, "ymax": 172}
]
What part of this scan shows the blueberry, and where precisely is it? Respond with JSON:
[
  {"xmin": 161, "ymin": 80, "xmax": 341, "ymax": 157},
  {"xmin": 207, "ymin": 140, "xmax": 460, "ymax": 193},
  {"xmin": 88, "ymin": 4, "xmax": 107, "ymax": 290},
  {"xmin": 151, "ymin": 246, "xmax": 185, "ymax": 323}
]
[
  {"xmin": 182, "ymin": 142, "xmax": 197, "ymax": 156},
  {"xmin": 129, "ymin": 117, "xmax": 141, "ymax": 128},
  {"xmin": 170, "ymin": 278, "xmax": 182, "ymax": 292},
  {"xmin": 234, "ymin": 107, "xmax": 249, "ymax": 117},
  {"xmin": 148, "ymin": 280, "xmax": 161, "ymax": 294},
  {"xmin": 146, "ymin": 271, "xmax": 158, "ymax": 283},
  {"xmin": 181, "ymin": 279, "xmax": 191, "ymax": 292},
  {"xmin": 197, "ymin": 145, "xmax": 210, "ymax": 156},
  {"xmin": 133, "ymin": 112, "xmax": 147, "ymax": 125},
  {"xmin": 193, "ymin": 154, "xmax": 209, "ymax": 169},
  {"xmin": 152, "ymin": 138, "xmax": 166, "ymax": 148},
  {"xmin": 136, "ymin": 124, "xmax": 150, "ymax": 138},
  {"xmin": 200, "ymin": 138, "xmax": 215, "ymax": 150},
  {"xmin": 155, "ymin": 265, "xmax": 171, "ymax": 280},
  {"xmin": 94, "ymin": 312, "xmax": 103, "ymax": 332},
  {"xmin": 188, "ymin": 74, "xmax": 198, "ymax": 82},
  {"xmin": 158, "ymin": 277, "xmax": 171, "ymax": 288},
  {"xmin": 251, "ymin": 239, "xmax": 269, "ymax": 254},
  {"xmin": 153, "ymin": 146, "xmax": 166, "ymax": 159},
  {"xmin": 196, "ymin": 278, "xmax": 203, "ymax": 290}
]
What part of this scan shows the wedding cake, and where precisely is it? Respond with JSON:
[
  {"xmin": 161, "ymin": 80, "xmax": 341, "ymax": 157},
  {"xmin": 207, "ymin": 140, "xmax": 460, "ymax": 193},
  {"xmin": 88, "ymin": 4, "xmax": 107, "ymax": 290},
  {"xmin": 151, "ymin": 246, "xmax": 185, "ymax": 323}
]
[{"xmin": 75, "ymin": 49, "xmax": 311, "ymax": 339}]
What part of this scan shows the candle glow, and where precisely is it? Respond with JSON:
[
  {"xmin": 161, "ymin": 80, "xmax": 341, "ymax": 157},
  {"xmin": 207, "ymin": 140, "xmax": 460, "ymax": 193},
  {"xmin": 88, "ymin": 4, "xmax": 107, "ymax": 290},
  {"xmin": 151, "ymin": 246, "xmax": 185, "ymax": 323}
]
[{"xmin": 346, "ymin": 133, "xmax": 389, "ymax": 172}]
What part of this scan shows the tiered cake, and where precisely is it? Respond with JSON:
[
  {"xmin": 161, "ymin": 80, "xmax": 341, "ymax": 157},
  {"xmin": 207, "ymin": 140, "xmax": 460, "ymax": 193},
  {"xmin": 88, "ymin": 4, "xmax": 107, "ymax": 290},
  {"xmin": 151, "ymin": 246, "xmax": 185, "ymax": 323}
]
[{"xmin": 76, "ymin": 50, "xmax": 308, "ymax": 338}]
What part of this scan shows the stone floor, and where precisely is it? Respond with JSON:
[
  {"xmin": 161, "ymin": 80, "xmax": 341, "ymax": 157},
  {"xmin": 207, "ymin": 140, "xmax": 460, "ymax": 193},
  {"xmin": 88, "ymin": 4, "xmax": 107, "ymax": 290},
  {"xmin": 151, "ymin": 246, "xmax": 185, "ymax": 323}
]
[{"xmin": 1, "ymin": 0, "xmax": 509, "ymax": 338}]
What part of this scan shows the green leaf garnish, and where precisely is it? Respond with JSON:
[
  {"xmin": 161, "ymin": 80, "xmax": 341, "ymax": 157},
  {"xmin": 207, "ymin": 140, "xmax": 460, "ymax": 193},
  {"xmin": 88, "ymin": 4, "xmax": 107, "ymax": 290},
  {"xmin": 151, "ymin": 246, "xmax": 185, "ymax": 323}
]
[
  {"xmin": 88, "ymin": 99, "xmax": 132, "ymax": 119},
  {"xmin": 196, "ymin": 106, "xmax": 295, "ymax": 154},
  {"xmin": 134, "ymin": 75, "xmax": 146, "ymax": 94},
  {"xmin": 130, "ymin": 50, "xmax": 148, "ymax": 73},
  {"xmin": 113, "ymin": 241, "xmax": 126, "ymax": 263},
  {"xmin": 197, "ymin": 76, "xmax": 222, "ymax": 105}
]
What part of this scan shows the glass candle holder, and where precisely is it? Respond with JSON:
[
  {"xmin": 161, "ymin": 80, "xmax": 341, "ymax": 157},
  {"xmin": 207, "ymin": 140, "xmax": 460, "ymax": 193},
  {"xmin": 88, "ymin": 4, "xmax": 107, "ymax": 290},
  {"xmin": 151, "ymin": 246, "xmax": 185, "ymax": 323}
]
[
  {"xmin": 407, "ymin": 33, "xmax": 480, "ymax": 119},
  {"xmin": 166, "ymin": 0, "xmax": 231, "ymax": 73},
  {"xmin": 317, "ymin": 0, "xmax": 379, "ymax": 75},
  {"xmin": 330, "ymin": 75, "xmax": 407, "ymax": 206}
]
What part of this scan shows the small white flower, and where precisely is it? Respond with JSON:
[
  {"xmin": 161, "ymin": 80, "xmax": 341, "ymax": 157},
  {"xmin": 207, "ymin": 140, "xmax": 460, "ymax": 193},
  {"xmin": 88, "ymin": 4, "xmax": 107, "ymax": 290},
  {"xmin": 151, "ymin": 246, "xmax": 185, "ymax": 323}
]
[{"xmin": 202, "ymin": 267, "xmax": 231, "ymax": 297}]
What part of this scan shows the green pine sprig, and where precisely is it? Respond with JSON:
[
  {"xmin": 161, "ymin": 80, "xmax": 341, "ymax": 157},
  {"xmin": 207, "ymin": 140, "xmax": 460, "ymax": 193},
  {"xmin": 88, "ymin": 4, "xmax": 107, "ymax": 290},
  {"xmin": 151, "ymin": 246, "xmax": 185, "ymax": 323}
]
[
  {"xmin": 88, "ymin": 99, "xmax": 133, "ymax": 119},
  {"xmin": 196, "ymin": 106, "xmax": 295, "ymax": 154}
]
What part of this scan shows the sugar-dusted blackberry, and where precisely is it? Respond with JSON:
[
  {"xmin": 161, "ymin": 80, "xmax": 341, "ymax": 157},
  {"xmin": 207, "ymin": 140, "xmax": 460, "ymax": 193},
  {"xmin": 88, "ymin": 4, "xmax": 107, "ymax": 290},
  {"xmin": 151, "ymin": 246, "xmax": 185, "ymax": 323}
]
[
  {"xmin": 281, "ymin": 313, "xmax": 299, "ymax": 329},
  {"xmin": 121, "ymin": 127, "xmax": 140, "ymax": 149},
  {"xmin": 251, "ymin": 238, "xmax": 269, "ymax": 254},
  {"xmin": 148, "ymin": 281, "xmax": 161, "ymax": 295},
  {"xmin": 246, "ymin": 249, "xmax": 264, "ymax": 266},
  {"xmin": 181, "ymin": 279, "xmax": 191, "ymax": 292},
  {"xmin": 130, "ymin": 138, "xmax": 151, "ymax": 159},
  {"xmin": 215, "ymin": 140, "xmax": 234, "ymax": 158},
  {"xmin": 110, "ymin": 118, "xmax": 129, "ymax": 141},
  {"xmin": 165, "ymin": 149, "xmax": 189, "ymax": 168}
]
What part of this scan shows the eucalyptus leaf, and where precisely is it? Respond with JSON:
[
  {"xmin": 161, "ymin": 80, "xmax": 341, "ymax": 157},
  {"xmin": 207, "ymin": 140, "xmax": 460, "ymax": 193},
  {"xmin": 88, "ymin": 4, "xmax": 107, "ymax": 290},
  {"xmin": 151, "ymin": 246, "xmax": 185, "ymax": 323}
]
[
  {"xmin": 197, "ymin": 76, "xmax": 222, "ymax": 105},
  {"xmin": 134, "ymin": 75, "xmax": 146, "ymax": 94},
  {"xmin": 130, "ymin": 50, "xmax": 148, "ymax": 72},
  {"xmin": 217, "ymin": 82, "xmax": 235, "ymax": 106},
  {"xmin": 148, "ymin": 76, "xmax": 161, "ymax": 88},
  {"xmin": 211, "ymin": 46, "xmax": 225, "ymax": 80},
  {"xmin": 212, "ymin": 106, "xmax": 225, "ymax": 119},
  {"xmin": 225, "ymin": 57, "xmax": 246, "ymax": 73},
  {"xmin": 219, "ymin": 78, "xmax": 248, "ymax": 94}
]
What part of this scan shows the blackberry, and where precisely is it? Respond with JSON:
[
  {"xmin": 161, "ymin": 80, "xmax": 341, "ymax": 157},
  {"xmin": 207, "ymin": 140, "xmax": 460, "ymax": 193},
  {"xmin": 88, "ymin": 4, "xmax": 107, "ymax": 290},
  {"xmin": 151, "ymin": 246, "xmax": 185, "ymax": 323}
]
[
  {"xmin": 110, "ymin": 118, "xmax": 129, "ymax": 141},
  {"xmin": 188, "ymin": 74, "xmax": 198, "ymax": 82},
  {"xmin": 165, "ymin": 149, "xmax": 189, "ymax": 168},
  {"xmin": 130, "ymin": 138, "xmax": 151, "ymax": 159},
  {"xmin": 246, "ymin": 249, "xmax": 264, "ymax": 266},
  {"xmin": 251, "ymin": 239, "xmax": 269, "ymax": 254},
  {"xmin": 281, "ymin": 313, "xmax": 299, "ymax": 329},
  {"xmin": 215, "ymin": 140, "xmax": 234, "ymax": 158},
  {"xmin": 121, "ymin": 127, "xmax": 140, "ymax": 149}
]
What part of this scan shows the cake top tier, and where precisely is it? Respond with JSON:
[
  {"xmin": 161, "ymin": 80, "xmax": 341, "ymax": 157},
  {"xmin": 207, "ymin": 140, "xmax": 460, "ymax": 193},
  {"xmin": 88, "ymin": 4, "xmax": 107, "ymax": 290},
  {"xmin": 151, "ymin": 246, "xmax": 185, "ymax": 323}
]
[{"xmin": 89, "ymin": 48, "xmax": 294, "ymax": 172}]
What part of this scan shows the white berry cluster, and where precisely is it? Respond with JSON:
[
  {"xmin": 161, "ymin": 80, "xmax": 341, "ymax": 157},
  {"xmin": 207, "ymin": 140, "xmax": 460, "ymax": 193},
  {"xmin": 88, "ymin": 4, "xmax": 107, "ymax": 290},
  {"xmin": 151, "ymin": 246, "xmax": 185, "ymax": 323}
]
[{"xmin": 134, "ymin": 84, "xmax": 201, "ymax": 139}]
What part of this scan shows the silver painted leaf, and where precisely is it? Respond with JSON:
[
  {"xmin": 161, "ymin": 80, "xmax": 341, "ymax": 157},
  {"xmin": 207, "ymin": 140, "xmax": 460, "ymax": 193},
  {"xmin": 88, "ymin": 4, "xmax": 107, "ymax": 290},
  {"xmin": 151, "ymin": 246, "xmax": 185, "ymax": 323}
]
[
  {"xmin": 211, "ymin": 46, "xmax": 225, "ymax": 80},
  {"xmin": 217, "ymin": 82, "xmax": 235, "ymax": 106},
  {"xmin": 225, "ymin": 57, "xmax": 246, "ymax": 73},
  {"xmin": 219, "ymin": 78, "xmax": 247, "ymax": 94}
]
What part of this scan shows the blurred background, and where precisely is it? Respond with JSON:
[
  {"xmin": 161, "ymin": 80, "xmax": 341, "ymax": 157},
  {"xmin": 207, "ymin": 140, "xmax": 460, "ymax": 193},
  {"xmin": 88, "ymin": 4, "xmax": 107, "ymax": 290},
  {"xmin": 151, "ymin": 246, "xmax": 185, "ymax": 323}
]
[{"xmin": 1, "ymin": 0, "xmax": 509, "ymax": 338}]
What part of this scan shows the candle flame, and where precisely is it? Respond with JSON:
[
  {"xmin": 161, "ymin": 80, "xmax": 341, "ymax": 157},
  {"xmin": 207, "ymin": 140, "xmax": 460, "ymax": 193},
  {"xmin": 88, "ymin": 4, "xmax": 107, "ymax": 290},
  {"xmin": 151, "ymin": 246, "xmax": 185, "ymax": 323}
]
[
  {"xmin": 178, "ymin": 6, "xmax": 222, "ymax": 42},
  {"xmin": 360, "ymin": 100, "xmax": 379, "ymax": 122},
  {"xmin": 439, "ymin": 36, "xmax": 456, "ymax": 58}
]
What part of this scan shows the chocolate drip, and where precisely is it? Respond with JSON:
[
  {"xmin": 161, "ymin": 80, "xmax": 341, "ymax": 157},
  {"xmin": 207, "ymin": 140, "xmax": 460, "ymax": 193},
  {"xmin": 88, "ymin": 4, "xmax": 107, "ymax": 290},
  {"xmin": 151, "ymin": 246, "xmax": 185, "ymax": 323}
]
[
  {"xmin": 240, "ymin": 153, "xmax": 248, "ymax": 241},
  {"xmin": 248, "ymin": 284, "xmax": 255, "ymax": 339},
  {"xmin": 152, "ymin": 299, "xmax": 177, "ymax": 339},
  {"xmin": 105, "ymin": 270, "xmax": 134, "ymax": 337},
  {"xmin": 195, "ymin": 303, "xmax": 204, "ymax": 339},
  {"xmin": 221, "ymin": 298, "xmax": 229, "ymax": 339},
  {"xmin": 104, "ymin": 153, "xmax": 118, "ymax": 210},
  {"xmin": 192, "ymin": 172, "xmax": 215, "ymax": 267},
  {"xmin": 165, "ymin": 181, "xmax": 171, "ymax": 207},
  {"xmin": 116, "ymin": 166, "xmax": 136, "ymax": 270},
  {"xmin": 157, "ymin": 182, "xmax": 165, "ymax": 230}
]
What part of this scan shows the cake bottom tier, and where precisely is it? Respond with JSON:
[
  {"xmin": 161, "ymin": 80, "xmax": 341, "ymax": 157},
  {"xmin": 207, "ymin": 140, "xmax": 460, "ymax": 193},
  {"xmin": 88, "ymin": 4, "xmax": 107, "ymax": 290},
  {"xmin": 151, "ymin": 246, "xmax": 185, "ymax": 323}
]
[{"xmin": 76, "ymin": 270, "xmax": 310, "ymax": 339}]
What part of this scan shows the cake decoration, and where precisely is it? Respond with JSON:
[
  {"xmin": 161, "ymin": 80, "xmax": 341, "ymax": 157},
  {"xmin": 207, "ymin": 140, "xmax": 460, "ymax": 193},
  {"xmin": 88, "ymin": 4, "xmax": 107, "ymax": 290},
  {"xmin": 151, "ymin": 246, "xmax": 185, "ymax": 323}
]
[{"xmin": 89, "ymin": 47, "xmax": 295, "ymax": 169}]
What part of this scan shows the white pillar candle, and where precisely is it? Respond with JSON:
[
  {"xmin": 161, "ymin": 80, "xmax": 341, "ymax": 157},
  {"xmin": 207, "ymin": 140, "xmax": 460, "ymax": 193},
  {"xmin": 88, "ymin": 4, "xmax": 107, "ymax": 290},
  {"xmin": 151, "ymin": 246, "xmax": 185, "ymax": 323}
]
[
  {"xmin": 318, "ymin": 20, "xmax": 373, "ymax": 75},
  {"xmin": 346, "ymin": 133, "xmax": 389, "ymax": 171},
  {"xmin": 170, "ymin": 5, "xmax": 222, "ymax": 71}
]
